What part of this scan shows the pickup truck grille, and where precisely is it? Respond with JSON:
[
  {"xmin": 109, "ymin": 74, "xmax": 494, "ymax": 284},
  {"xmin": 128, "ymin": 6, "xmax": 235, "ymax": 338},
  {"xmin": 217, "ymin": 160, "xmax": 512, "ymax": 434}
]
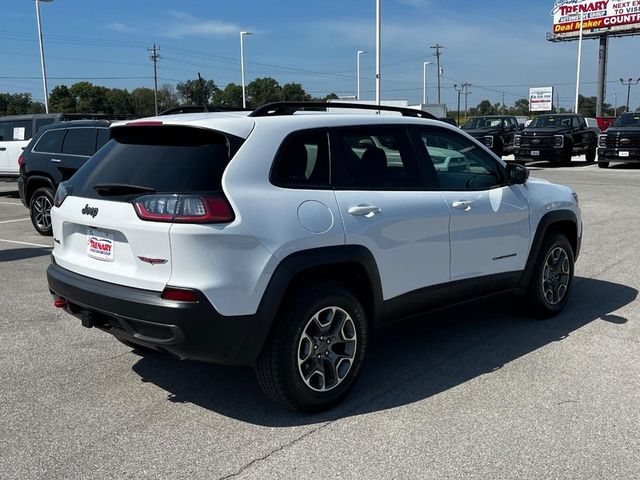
[
  {"xmin": 603, "ymin": 135, "xmax": 640, "ymax": 148},
  {"xmin": 520, "ymin": 136, "xmax": 554, "ymax": 147}
]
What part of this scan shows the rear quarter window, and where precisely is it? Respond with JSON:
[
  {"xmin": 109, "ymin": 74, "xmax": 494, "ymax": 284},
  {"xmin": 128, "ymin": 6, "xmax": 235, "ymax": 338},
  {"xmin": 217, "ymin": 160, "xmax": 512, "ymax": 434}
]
[
  {"xmin": 33, "ymin": 129, "xmax": 65, "ymax": 154},
  {"xmin": 62, "ymin": 128, "xmax": 97, "ymax": 156}
]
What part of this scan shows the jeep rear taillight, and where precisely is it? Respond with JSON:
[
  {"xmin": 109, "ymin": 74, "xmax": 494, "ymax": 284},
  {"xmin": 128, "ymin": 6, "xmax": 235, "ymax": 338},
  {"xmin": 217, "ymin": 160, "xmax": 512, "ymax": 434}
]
[
  {"xmin": 133, "ymin": 193, "xmax": 235, "ymax": 224},
  {"xmin": 18, "ymin": 154, "xmax": 25, "ymax": 168}
]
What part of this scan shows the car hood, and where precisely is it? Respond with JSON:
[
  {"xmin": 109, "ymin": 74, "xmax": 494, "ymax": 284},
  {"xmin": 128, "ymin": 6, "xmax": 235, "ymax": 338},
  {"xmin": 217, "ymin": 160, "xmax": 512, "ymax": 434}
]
[
  {"xmin": 463, "ymin": 127, "xmax": 503, "ymax": 136},
  {"xmin": 521, "ymin": 127, "xmax": 572, "ymax": 135}
]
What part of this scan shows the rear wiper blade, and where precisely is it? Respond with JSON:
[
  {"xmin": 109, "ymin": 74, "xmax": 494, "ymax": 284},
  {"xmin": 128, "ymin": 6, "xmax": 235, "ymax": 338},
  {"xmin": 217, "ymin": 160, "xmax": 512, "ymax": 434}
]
[{"xmin": 92, "ymin": 183, "xmax": 156, "ymax": 195}]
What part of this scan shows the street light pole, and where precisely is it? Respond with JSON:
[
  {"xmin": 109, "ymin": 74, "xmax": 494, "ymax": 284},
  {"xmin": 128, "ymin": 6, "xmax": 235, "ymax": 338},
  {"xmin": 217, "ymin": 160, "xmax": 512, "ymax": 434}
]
[
  {"xmin": 375, "ymin": 0, "xmax": 381, "ymax": 106},
  {"xmin": 240, "ymin": 31, "xmax": 253, "ymax": 109},
  {"xmin": 575, "ymin": 12, "xmax": 584, "ymax": 114},
  {"xmin": 620, "ymin": 78, "xmax": 640, "ymax": 112},
  {"xmin": 423, "ymin": 61, "xmax": 432, "ymax": 104},
  {"xmin": 356, "ymin": 50, "xmax": 366, "ymax": 100},
  {"xmin": 35, "ymin": 0, "xmax": 54, "ymax": 114}
]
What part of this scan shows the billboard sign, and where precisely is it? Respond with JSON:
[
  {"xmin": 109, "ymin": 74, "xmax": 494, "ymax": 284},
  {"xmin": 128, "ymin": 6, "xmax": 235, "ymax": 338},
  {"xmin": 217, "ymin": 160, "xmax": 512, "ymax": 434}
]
[
  {"xmin": 529, "ymin": 87, "xmax": 554, "ymax": 112},
  {"xmin": 552, "ymin": 0, "xmax": 640, "ymax": 39}
]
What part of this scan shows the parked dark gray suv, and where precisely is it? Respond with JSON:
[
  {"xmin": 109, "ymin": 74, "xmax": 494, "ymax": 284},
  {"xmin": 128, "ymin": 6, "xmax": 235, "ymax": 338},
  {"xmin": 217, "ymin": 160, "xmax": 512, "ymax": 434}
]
[{"xmin": 18, "ymin": 120, "xmax": 111, "ymax": 235}]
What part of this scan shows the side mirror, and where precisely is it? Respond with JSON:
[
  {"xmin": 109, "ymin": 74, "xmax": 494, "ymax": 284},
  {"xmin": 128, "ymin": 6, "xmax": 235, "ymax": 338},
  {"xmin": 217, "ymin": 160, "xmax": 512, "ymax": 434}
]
[
  {"xmin": 506, "ymin": 163, "xmax": 529, "ymax": 185},
  {"xmin": 518, "ymin": 123, "xmax": 525, "ymax": 131}
]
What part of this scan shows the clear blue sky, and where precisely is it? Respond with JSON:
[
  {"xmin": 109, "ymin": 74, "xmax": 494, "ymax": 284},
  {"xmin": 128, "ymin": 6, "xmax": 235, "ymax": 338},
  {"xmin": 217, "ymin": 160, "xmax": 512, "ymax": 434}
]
[{"xmin": 2, "ymin": 0, "xmax": 639, "ymax": 111}]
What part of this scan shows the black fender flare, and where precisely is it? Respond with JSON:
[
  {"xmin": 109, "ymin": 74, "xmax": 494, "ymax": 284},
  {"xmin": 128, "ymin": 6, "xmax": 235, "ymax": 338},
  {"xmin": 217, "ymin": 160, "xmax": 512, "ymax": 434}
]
[
  {"xmin": 519, "ymin": 209, "xmax": 579, "ymax": 287},
  {"xmin": 237, "ymin": 245, "xmax": 383, "ymax": 365},
  {"xmin": 25, "ymin": 175, "xmax": 55, "ymax": 204}
]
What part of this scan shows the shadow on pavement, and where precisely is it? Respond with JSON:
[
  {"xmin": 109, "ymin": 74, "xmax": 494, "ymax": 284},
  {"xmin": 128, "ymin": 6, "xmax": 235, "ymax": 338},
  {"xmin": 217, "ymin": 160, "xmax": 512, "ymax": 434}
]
[
  {"xmin": 131, "ymin": 276, "xmax": 637, "ymax": 426},
  {"xmin": 0, "ymin": 247, "xmax": 51, "ymax": 262}
]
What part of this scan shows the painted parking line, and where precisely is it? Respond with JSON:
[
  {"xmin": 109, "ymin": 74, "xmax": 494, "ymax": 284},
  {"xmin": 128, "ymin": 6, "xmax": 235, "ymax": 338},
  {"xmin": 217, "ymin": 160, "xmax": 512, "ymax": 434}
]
[
  {"xmin": 0, "ymin": 218, "xmax": 30, "ymax": 224},
  {"xmin": 0, "ymin": 238, "xmax": 52, "ymax": 248},
  {"xmin": 0, "ymin": 201, "xmax": 23, "ymax": 206}
]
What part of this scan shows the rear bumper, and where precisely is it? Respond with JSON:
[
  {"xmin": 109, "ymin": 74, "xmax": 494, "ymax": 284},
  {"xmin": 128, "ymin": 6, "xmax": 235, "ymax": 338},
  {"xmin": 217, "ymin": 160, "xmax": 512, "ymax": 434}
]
[
  {"xmin": 47, "ymin": 261, "xmax": 262, "ymax": 366},
  {"xmin": 18, "ymin": 175, "xmax": 27, "ymax": 207}
]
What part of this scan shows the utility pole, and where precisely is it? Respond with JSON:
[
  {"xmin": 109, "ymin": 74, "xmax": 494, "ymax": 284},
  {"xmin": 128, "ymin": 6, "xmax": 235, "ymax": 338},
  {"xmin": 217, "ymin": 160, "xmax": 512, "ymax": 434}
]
[
  {"xmin": 462, "ymin": 83, "xmax": 471, "ymax": 122},
  {"xmin": 502, "ymin": 92, "xmax": 505, "ymax": 114},
  {"xmin": 148, "ymin": 44, "xmax": 160, "ymax": 115},
  {"xmin": 430, "ymin": 44, "xmax": 444, "ymax": 104},
  {"xmin": 454, "ymin": 84, "xmax": 464, "ymax": 125},
  {"xmin": 614, "ymin": 93, "xmax": 617, "ymax": 117},
  {"xmin": 620, "ymin": 78, "xmax": 640, "ymax": 112}
]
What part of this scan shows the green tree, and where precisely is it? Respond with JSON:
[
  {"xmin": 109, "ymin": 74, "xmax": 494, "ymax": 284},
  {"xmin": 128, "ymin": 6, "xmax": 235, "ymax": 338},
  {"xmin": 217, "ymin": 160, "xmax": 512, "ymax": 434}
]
[
  {"xmin": 214, "ymin": 83, "xmax": 243, "ymax": 108},
  {"xmin": 176, "ymin": 77, "xmax": 220, "ymax": 106},
  {"xmin": 69, "ymin": 82, "xmax": 110, "ymax": 112},
  {"xmin": 49, "ymin": 85, "xmax": 77, "ymax": 113},
  {"xmin": 130, "ymin": 88, "xmax": 156, "ymax": 117},
  {"xmin": 281, "ymin": 82, "xmax": 311, "ymax": 102},
  {"xmin": 246, "ymin": 77, "xmax": 282, "ymax": 107},
  {"xmin": 0, "ymin": 93, "xmax": 33, "ymax": 115},
  {"xmin": 29, "ymin": 102, "xmax": 46, "ymax": 114},
  {"xmin": 477, "ymin": 100, "xmax": 494, "ymax": 115},
  {"xmin": 157, "ymin": 84, "xmax": 179, "ymax": 112},
  {"xmin": 512, "ymin": 98, "xmax": 530, "ymax": 116},
  {"xmin": 106, "ymin": 88, "xmax": 132, "ymax": 115}
]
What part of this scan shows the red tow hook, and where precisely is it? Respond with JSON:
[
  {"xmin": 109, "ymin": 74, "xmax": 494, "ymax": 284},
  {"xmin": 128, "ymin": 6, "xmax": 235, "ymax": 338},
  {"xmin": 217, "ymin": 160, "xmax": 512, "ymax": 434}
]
[{"xmin": 53, "ymin": 298, "xmax": 68, "ymax": 309}]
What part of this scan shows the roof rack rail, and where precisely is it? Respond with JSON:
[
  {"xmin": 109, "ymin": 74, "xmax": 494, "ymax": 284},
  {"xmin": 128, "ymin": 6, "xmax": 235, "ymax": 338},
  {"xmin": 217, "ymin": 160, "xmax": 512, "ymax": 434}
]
[
  {"xmin": 249, "ymin": 101, "xmax": 437, "ymax": 119},
  {"xmin": 159, "ymin": 105, "xmax": 253, "ymax": 116}
]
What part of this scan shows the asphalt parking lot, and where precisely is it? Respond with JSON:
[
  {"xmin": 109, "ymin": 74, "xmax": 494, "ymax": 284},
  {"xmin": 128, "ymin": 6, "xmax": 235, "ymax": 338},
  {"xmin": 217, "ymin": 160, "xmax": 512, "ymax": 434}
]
[{"xmin": 1, "ymin": 162, "xmax": 639, "ymax": 480}]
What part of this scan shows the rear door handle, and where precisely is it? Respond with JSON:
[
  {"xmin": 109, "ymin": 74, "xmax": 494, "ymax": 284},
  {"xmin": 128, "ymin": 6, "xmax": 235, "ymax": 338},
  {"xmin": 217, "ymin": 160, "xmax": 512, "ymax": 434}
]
[
  {"xmin": 0, "ymin": 147, "xmax": 6, "ymax": 151},
  {"xmin": 452, "ymin": 200, "xmax": 475, "ymax": 211},
  {"xmin": 348, "ymin": 205, "xmax": 381, "ymax": 217},
  {"xmin": 50, "ymin": 158, "xmax": 61, "ymax": 163}
]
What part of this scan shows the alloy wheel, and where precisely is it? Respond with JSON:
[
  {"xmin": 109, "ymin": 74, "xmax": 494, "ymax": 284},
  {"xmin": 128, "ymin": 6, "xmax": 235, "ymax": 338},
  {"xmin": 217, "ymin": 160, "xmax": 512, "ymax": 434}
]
[{"xmin": 297, "ymin": 306, "xmax": 358, "ymax": 392}]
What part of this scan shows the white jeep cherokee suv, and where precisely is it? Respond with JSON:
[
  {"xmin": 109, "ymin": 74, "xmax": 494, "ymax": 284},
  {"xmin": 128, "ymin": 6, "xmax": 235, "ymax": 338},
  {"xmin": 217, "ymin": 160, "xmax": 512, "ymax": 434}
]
[{"xmin": 47, "ymin": 102, "xmax": 582, "ymax": 412}]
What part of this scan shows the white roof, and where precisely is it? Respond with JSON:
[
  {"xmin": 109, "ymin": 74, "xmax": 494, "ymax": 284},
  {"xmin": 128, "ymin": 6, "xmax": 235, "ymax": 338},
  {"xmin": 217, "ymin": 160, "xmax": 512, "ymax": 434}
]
[{"xmin": 111, "ymin": 110, "xmax": 456, "ymax": 139}]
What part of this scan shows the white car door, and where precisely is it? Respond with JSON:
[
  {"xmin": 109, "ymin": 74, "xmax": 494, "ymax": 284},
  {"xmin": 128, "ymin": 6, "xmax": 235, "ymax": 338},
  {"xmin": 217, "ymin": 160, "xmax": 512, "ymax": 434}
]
[
  {"xmin": 413, "ymin": 126, "xmax": 530, "ymax": 282},
  {"xmin": 331, "ymin": 125, "xmax": 451, "ymax": 301}
]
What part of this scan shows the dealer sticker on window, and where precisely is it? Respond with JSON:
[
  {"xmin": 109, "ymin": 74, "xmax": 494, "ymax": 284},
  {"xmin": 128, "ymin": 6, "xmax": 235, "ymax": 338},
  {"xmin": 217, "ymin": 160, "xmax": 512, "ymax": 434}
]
[
  {"xmin": 87, "ymin": 228, "xmax": 114, "ymax": 262},
  {"xmin": 619, "ymin": 151, "xmax": 630, "ymax": 158}
]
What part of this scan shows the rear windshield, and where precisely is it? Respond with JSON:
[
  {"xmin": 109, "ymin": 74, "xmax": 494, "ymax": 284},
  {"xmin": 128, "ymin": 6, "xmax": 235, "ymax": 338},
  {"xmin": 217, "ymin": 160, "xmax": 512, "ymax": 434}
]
[{"xmin": 69, "ymin": 125, "xmax": 244, "ymax": 200}]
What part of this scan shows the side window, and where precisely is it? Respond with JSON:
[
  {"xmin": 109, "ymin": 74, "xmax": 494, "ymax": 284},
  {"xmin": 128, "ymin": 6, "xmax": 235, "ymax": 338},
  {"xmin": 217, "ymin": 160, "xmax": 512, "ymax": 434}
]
[
  {"xmin": 33, "ymin": 129, "xmax": 65, "ymax": 154},
  {"xmin": 0, "ymin": 120, "xmax": 32, "ymax": 141},
  {"xmin": 331, "ymin": 126, "xmax": 422, "ymax": 189},
  {"xmin": 62, "ymin": 128, "xmax": 97, "ymax": 156},
  {"xmin": 0, "ymin": 122, "xmax": 10, "ymax": 141},
  {"xmin": 96, "ymin": 128, "xmax": 111, "ymax": 151},
  {"xmin": 414, "ymin": 127, "xmax": 503, "ymax": 191},
  {"xmin": 271, "ymin": 130, "xmax": 329, "ymax": 188}
]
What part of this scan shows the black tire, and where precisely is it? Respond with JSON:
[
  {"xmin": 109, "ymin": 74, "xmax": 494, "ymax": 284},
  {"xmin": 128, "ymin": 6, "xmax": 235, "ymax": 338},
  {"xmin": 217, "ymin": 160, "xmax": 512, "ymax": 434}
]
[
  {"xmin": 255, "ymin": 282, "xmax": 368, "ymax": 412},
  {"xmin": 598, "ymin": 161, "xmax": 609, "ymax": 169},
  {"xmin": 527, "ymin": 233, "xmax": 575, "ymax": 318},
  {"xmin": 585, "ymin": 145, "xmax": 596, "ymax": 163},
  {"xmin": 29, "ymin": 187, "xmax": 54, "ymax": 236},
  {"xmin": 561, "ymin": 151, "xmax": 572, "ymax": 166}
]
